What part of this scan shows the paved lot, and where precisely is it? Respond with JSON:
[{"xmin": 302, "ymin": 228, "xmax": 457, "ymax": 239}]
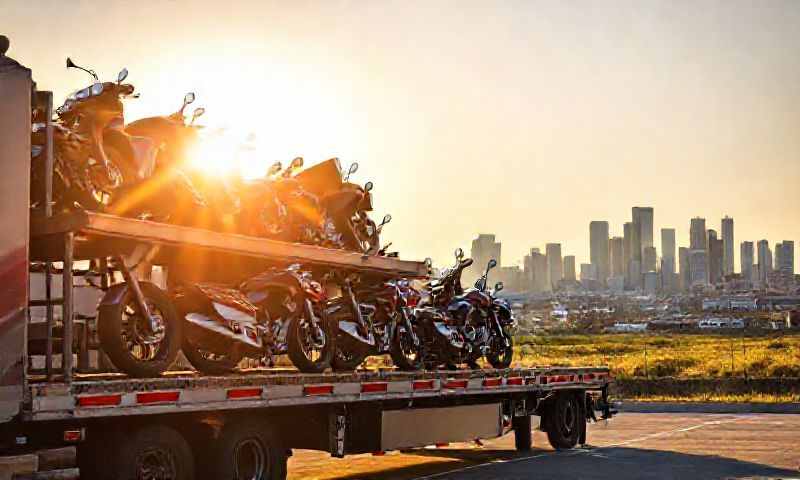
[{"xmin": 288, "ymin": 413, "xmax": 800, "ymax": 479}]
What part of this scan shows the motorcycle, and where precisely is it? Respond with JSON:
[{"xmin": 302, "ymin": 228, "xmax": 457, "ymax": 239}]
[
  {"xmin": 44, "ymin": 58, "xmax": 159, "ymax": 211},
  {"xmin": 328, "ymin": 276, "xmax": 424, "ymax": 371},
  {"xmin": 173, "ymin": 264, "xmax": 335, "ymax": 374}
]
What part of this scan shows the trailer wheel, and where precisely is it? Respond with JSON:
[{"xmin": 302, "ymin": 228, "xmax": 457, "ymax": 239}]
[
  {"xmin": 98, "ymin": 282, "xmax": 181, "ymax": 378},
  {"xmin": 114, "ymin": 424, "xmax": 194, "ymax": 480},
  {"xmin": 545, "ymin": 393, "xmax": 581, "ymax": 450},
  {"xmin": 512, "ymin": 415, "xmax": 532, "ymax": 451},
  {"xmin": 209, "ymin": 419, "xmax": 287, "ymax": 480}
]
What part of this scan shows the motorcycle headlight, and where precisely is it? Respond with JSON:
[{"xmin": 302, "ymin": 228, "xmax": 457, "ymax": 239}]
[{"xmin": 90, "ymin": 82, "xmax": 104, "ymax": 96}]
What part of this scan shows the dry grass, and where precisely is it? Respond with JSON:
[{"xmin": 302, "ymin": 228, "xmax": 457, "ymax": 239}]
[{"xmin": 513, "ymin": 332, "xmax": 800, "ymax": 379}]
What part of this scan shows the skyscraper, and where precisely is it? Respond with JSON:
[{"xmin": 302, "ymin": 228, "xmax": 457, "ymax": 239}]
[
  {"xmin": 679, "ymin": 247, "xmax": 690, "ymax": 291},
  {"xmin": 775, "ymin": 241, "xmax": 795, "ymax": 275},
  {"xmin": 528, "ymin": 250, "xmax": 549, "ymax": 292},
  {"xmin": 623, "ymin": 222, "xmax": 633, "ymax": 287},
  {"xmin": 690, "ymin": 217, "xmax": 707, "ymax": 250},
  {"xmin": 721, "ymin": 216, "xmax": 734, "ymax": 275},
  {"xmin": 689, "ymin": 249, "xmax": 708, "ymax": 287},
  {"xmin": 660, "ymin": 228, "xmax": 676, "ymax": 274},
  {"xmin": 546, "ymin": 243, "xmax": 562, "ymax": 290},
  {"xmin": 740, "ymin": 241, "xmax": 754, "ymax": 283},
  {"xmin": 643, "ymin": 246, "xmax": 657, "ymax": 273},
  {"xmin": 469, "ymin": 234, "xmax": 502, "ymax": 285},
  {"xmin": 563, "ymin": 255, "xmax": 576, "ymax": 282},
  {"xmin": 609, "ymin": 236, "xmax": 624, "ymax": 278},
  {"xmin": 632, "ymin": 206, "xmax": 654, "ymax": 254},
  {"xmin": 589, "ymin": 221, "xmax": 610, "ymax": 284},
  {"xmin": 757, "ymin": 240, "xmax": 771, "ymax": 284},
  {"xmin": 707, "ymin": 230, "xmax": 723, "ymax": 285}
]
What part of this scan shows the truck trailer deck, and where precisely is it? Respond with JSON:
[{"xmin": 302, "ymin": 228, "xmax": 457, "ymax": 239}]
[{"xmin": 0, "ymin": 51, "xmax": 614, "ymax": 480}]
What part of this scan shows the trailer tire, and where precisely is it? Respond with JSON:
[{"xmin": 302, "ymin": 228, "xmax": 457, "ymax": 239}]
[
  {"xmin": 209, "ymin": 419, "xmax": 287, "ymax": 480},
  {"xmin": 545, "ymin": 393, "xmax": 581, "ymax": 450},
  {"xmin": 512, "ymin": 415, "xmax": 532, "ymax": 452},
  {"xmin": 114, "ymin": 424, "xmax": 194, "ymax": 480},
  {"xmin": 98, "ymin": 282, "xmax": 181, "ymax": 378}
]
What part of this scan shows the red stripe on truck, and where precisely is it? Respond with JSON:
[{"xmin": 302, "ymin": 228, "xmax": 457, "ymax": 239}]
[
  {"xmin": 77, "ymin": 394, "xmax": 122, "ymax": 407},
  {"xmin": 303, "ymin": 384, "xmax": 334, "ymax": 396},
  {"xmin": 227, "ymin": 388, "xmax": 262, "ymax": 400},
  {"xmin": 361, "ymin": 382, "xmax": 388, "ymax": 393},
  {"xmin": 137, "ymin": 391, "xmax": 180, "ymax": 404}
]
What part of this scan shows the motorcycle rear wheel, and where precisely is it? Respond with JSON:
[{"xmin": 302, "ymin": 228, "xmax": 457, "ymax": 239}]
[
  {"xmin": 181, "ymin": 337, "xmax": 243, "ymax": 375},
  {"xmin": 331, "ymin": 347, "xmax": 367, "ymax": 371},
  {"xmin": 390, "ymin": 323, "xmax": 423, "ymax": 371}
]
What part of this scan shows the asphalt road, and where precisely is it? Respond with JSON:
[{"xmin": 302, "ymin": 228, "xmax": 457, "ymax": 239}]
[{"xmin": 288, "ymin": 412, "xmax": 800, "ymax": 479}]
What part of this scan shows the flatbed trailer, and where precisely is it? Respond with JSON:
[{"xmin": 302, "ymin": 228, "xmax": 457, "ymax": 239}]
[{"xmin": 0, "ymin": 50, "xmax": 613, "ymax": 480}]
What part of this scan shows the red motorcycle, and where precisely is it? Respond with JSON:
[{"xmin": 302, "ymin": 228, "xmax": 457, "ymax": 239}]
[
  {"xmin": 173, "ymin": 264, "xmax": 335, "ymax": 374},
  {"xmin": 327, "ymin": 274, "xmax": 424, "ymax": 371}
]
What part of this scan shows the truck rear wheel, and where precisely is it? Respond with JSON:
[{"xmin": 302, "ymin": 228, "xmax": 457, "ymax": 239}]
[
  {"xmin": 209, "ymin": 419, "xmax": 287, "ymax": 480},
  {"xmin": 545, "ymin": 393, "xmax": 581, "ymax": 450},
  {"xmin": 114, "ymin": 424, "xmax": 194, "ymax": 480},
  {"xmin": 512, "ymin": 415, "xmax": 532, "ymax": 451}
]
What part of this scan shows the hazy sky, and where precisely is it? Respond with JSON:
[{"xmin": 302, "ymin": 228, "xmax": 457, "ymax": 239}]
[{"xmin": 4, "ymin": 0, "xmax": 799, "ymax": 270}]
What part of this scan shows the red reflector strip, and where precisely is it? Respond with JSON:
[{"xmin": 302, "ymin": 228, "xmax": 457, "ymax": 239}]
[
  {"xmin": 443, "ymin": 379, "xmax": 468, "ymax": 389},
  {"xmin": 482, "ymin": 377, "xmax": 502, "ymax": 388},
  {"xmin": 227, "ymin": 388, "xmax": 262, "ymax": 400},
  {"xmin": 77, "ymin": 394, "xmax": 122, "ymax": 407},
  {"xmin": 413, "ymin": 380, "xmax": 435, "ymax": 391},
  {"xmin": 136, "ymin": 391, "xmax": 180, "ymax": 404},
  {"xmin": 584, "ymin": 373, "xmax": 595, "ymax": 381},
  {"xmin": 303, "ymin": 384, "xmax": 334, "ymax": 396},
  {"xmin": 63, "ymin": 429, "xmax": 83, "ymax": 442},
  {"xmin": 372, "ymin": 451, "xmax": 386, "ymax": 456},
  {"xmin": 506, "ymin": 377, "xmax": 524, "ymax": 386},
  {"xmin": 361, "ymin": 382, "xmax": 388, "ymax": 393}
]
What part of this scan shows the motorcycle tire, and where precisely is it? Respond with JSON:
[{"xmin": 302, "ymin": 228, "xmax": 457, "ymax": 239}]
[
  {"xmin": 97, "ymin": 282, "xmax": 181, "ymax": 378},
  {"xmin": 389, "ymin": 323, "xmax": 424, "ymax": 371},
  {"xmin": 286, "ymin": 310, "xmax": 334, "ymax": 373},
  {"xmin": 486, "ymin": 331, "xmax": 514, "ymax": 369},
  {"xmin": 181, "ymin": 336, "xmax": 243, "ymax": 375},
  {"xmin": 331, "ymin": 346, "xmax": 367, "ymax": 372}
]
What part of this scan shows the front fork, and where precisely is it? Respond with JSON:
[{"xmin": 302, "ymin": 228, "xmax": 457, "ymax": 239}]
[{"xmin": 114, "ymin": 254, "xmax": 161, "ymax": 335}]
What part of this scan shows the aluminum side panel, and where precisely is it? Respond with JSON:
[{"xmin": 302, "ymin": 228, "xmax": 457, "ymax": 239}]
[{"xmin": 381, "ymin": 403, "xmax": 502, "ymax": 451}]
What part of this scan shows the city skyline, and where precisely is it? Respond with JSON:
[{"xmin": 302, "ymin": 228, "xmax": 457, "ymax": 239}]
[{"xmin": 4, "ymin": 1, "xmax": 799, "ymax": 269}]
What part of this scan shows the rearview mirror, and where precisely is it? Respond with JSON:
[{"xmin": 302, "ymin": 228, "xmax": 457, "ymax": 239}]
[
  {"xmin": 184, "ymin": 92, "xmax": 196, "ymax": 105},
  {"xmin": 424, "ymin": 257, "xmax": 433, "ymax": 268},
  {"xmin": 455, "ymin": 247, "xmax": 464, "ymax": 260},
  {"xmin": 190, "ymin": 107, "xmax": 205, "ymax": 125},
  {"xmin": 487, "ymin": 259, "xmax": 497, "ymax": 269},
  {"xmin": 380, "ymin": 214, "xmax": 392, "ymax": 226},
  {"xmin": 290, "ymin": 157, "xmax": 304, "ymax": 169},
  {"xmin": 494, "ymin": 281, "xmax": 504, "ymax": 292},
  {"xmin": 117, "ymin": 68, "xmax": 128, "ymax": 83},
  {"xmin": 364, "ymin": 181, "xmax": 373, "ymax": 192},
  {"xmin": 267, "ymin": 161, "xmax": 282, "ymax": 176}
]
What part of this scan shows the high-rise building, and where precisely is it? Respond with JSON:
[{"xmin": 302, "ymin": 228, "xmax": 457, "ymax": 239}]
[
  {"xmin": 623, "ymin": 222, "xmax": 633, "ymax": 287},
  {"xmin": 707, "ymin": 230, "xmax": 723, "ymax": 285},
  {"xmin": 740, "ymin": 241, "xmax": 754, "ymax": 283},
  {"xmin": 721, "ymin": 216, "xmax": 734, "ymax": 275},
  {"xmin": 580, "ymin": 263, "xmax": 597, "ymax": 282},
  {"xmin": 690, "ymin": 217, "xmax": 707, "ymax": 250},
  {"xmin": 679, "ymin": 247, "xmax": 690, "ymax": 291},
  {"xmin": 660, "ymin": 228, "xmax": 676, "ymax": 274},
  {"xmin": 527, "ymin": 250, "xmax": 549, "ymax": 292},
  {"xmin": 643, "ymin": 246, "xmax": 657, "ymax": 273},
  {"xmin": 546, "ymin": 243, "xmax": 562, "ymax": 290},
  {"xmin": 589, "ymin": 221, "xmax": 610, "ymax": 284},
  {"xmin": 689, "ymin": 249, "xmax": 708, "ymax": 287},
  {"xmin": 609, "ymin": 237, "xmax": 624, "ymax": 277},
  {"xmin": 757, "ymin": 240, "xmax": 771, "ymax": 284},
  {"xmin": 563, "ymin": 255, "xmax": 577, "ymax": 282},
  {"xmin": 469, "ymin": 234, "xmax": 502, "ymax": 284},
  {"xmin": 632, "ymin": 206, "xmax": 654, "ymax": 254},
  {"xmin": 775, "ymin": 241, "xmax": 795, "ymax": 275}
]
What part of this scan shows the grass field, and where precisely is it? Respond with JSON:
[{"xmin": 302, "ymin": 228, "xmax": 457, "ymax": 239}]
[{"xmin": 514, "ymin": 332, "xmax": 800, "ymax": 378}]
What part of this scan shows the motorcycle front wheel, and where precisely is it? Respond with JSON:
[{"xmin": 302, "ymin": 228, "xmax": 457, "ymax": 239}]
[
  {"xmin": 486, "ymin": 330, "xmax": 514, "ymax": 369},
  {"xmin": 331, "ymin": 347, "xmax": 367, "ymax": 372},
  {"xmin": 390, "ymin": 322, "xmax": 423, "ymax": 371},
  {"xmin": 286, "ymin": 307, "xmax": 334, "ymax": 373}
]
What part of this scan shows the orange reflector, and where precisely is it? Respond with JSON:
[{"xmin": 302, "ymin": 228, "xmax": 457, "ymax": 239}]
[
  {"xmin": 412, "ymin": 380, "xmax": 435, "ymax": 391},
  {"xmin": 506, "ymin": 377, "xmax": 524, "ymax": 386},
  {"xmin": 77, "ymin": 394, "xmax": 122, "ymax": 407},
  {"xmin": 63, "ymin": 429, "xmax": 84, "ymax": 442},
  {"xmin": 361, "ymin": 382, "xmax": 388, "ymax": 393},
  {"xmin": 227, "ymin": 388, "xmax": 262, "ymax": 400},
  {"xmin": 303, "ymin": 384, "xmax": 334, "ymax": 396},
  {"xmin": 443, "ymin": 379, "xmax": 468, "ymax": 389},
  {"xmin": 482, "ymin": 378, "xmax": 502, "ymax": 388},
  {"xmin": 136, "ymin": 391, "xmax": 180, "ymax": 404},
  {"xmin": 372, "ymin": 451, "xmax": 386, "ymax": 456}
]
